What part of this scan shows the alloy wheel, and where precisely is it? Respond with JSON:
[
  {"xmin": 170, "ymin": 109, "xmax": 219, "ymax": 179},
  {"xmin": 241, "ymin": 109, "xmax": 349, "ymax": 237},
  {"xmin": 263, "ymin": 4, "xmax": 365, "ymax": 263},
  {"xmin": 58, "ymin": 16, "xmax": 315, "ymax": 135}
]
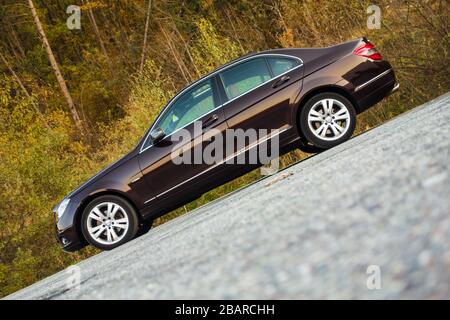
[
  {"xmin": 86, "ymin": 202, "xmax": 130, "ymax": 245},
  {"xmin": 307, "ymin": 98, "xmax": 351, "ymax": 141}
]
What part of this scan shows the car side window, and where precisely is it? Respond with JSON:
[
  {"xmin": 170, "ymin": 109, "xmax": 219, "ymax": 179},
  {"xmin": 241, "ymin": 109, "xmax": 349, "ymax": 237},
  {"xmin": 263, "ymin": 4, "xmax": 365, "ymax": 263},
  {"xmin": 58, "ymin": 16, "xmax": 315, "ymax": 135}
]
[
  {"xmin": 154, "ymin": 78, "xmax": 218, "ymax": 138},
  {"xmin": 267, "ymin": 57, "xmax": 300, "ymax": 77},
  {"xmin": 220, "ymin": 58, "xmax": 272, "ymax": 100}
]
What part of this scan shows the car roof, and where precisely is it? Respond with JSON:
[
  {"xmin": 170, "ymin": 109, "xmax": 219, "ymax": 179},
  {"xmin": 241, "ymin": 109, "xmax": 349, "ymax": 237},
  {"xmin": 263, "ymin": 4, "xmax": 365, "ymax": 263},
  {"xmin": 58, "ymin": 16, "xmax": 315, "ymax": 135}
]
[
  {"xmin": 186, "ymin": 49, "xmax": 300, "ymax": 87},
  {"xmin": 201, "ymin": 51, "xmax": 258, "ymax": 78}
]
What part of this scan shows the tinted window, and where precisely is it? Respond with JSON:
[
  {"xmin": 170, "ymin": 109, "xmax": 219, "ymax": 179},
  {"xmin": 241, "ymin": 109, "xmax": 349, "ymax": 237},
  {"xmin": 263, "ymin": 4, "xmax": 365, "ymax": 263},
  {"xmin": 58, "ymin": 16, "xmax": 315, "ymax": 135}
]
[
  {"xmin": 155, "ymin": 78, "xmax": 218, "ymax": 137},
  {"xmin": 220, "ymin": 58, "xmax": 271, "ymax": 100},
  {"xmin": 267, "ymin": 57, "xmax": 300, "ymax": 77}
]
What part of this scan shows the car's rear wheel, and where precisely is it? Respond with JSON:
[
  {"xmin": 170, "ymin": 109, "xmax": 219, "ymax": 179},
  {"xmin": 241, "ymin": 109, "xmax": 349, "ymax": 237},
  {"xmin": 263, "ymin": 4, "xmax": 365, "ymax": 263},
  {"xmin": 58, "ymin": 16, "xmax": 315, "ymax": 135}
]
[
  {"xmin": 135, "ymin": 218, "xmax": 154, "ymax": 238},
  {"xmin": 300, "ymin": 93, "xmax": 356, "ymax": 149},
  {"xmin": 81, "ymin": 195, "xmax": 139, "ymax": 250}
]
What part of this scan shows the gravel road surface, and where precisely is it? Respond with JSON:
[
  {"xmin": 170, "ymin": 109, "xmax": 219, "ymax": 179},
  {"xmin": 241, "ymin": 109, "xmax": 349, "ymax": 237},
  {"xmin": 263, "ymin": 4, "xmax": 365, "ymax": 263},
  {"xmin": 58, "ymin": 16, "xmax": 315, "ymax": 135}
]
[{"xmin": 6, "ymin": 93, "xmax": 450, "ymax": 299}]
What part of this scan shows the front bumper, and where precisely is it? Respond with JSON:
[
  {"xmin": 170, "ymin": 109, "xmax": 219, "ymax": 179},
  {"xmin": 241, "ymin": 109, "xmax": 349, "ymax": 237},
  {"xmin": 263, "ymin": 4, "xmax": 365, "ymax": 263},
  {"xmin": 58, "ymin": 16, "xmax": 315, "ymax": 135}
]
[
  {"xmin": 54, "ymin": 200, "xmax": 86, "ymax": 252},
  {"xmin": 55, "ymin": 223, "xmax": 85, "ymax": 252}
]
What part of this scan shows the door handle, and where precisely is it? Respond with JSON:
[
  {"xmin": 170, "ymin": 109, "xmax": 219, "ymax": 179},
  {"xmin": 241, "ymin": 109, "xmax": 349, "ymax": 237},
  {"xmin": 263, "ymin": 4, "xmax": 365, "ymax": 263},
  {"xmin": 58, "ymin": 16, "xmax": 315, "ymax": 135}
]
[
  {"xmin": 272, "ymin": 75, "xmax": 290, "ymax": 88},
  {"xmin": 202, "ymin": 114, "xmax": 219, "ymax": 128}
]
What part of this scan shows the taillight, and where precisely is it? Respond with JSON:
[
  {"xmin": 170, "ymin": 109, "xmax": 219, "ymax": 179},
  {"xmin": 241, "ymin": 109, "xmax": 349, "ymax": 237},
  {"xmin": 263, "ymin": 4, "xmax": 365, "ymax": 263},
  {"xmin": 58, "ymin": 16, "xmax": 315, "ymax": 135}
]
[{"xmin": 353, "ymin": 42, "xmax": 383, "ymax": 60}]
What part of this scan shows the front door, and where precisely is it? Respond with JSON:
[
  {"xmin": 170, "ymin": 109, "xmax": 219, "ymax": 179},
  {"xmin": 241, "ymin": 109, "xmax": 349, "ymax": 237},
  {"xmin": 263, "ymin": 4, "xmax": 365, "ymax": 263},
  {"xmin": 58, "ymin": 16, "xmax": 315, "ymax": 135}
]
[{"xmin": 138, "ymin": 77, "xmax": 227, "ymax": 212}]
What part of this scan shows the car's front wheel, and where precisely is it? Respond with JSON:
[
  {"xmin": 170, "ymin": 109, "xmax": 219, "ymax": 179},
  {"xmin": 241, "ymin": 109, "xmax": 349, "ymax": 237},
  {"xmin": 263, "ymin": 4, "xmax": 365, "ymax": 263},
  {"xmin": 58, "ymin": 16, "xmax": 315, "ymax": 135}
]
[
  {"xmin": 300, "ymin": 93, "xmax": 356, "ymax": 149},
  {"xmin": 81, "ymin": 195, "xmax": 139, "ymax": 250}
]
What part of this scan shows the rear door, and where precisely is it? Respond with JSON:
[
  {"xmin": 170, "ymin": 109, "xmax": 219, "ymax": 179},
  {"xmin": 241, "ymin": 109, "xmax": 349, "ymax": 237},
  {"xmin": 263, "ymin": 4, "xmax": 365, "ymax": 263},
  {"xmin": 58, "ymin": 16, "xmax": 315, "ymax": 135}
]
[{"xmin": 217, "ymin": 54, "xmax": 304, "ymax": 161}]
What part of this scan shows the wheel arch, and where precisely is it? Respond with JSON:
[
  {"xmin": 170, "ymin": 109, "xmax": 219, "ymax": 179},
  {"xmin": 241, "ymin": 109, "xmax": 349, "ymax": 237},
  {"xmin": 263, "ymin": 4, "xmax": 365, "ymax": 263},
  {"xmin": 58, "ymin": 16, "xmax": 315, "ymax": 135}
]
[
  {"xmin": 294, "ymin": 85, "xmax": 359, "ymax": 138},
  {"xmin": 74, "ymin": 190, "xmax": 142, "ymax": 244}
]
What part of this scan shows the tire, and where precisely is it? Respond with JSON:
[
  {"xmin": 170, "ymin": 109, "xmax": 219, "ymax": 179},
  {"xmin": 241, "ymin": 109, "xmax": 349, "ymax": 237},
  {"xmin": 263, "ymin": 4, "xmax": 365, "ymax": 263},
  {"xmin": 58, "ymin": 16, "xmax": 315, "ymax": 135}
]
[
  {"xmin": 81, "ymin": 195, "xmax": 139, "ymax": 250},
  {"xmin": 297, "ymin": 141, "xmax": 325, "ymax": 154},
  {"xmin": 135, "ymin": 219, "xmax": 154, "ymax": 238},
  {"xmin": 300, "ymin": 92, "xmax": 356, "ymax": 149}
]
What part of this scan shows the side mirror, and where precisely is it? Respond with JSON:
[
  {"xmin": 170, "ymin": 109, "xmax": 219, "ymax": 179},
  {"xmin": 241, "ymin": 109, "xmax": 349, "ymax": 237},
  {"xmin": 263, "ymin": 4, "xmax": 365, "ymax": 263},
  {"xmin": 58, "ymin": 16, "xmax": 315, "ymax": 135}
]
[{"xmin": 150, "ymin": 127, "xmax": 166, "ymax": 143}]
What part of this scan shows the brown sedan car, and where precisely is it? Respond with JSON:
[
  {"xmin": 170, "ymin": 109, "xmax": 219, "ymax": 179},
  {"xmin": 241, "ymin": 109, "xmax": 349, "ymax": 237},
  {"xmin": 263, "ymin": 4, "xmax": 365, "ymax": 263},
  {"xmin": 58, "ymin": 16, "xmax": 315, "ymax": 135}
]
[{"xmin": 54, "ymin": 37, "xmax": 398, "ymax": 251}]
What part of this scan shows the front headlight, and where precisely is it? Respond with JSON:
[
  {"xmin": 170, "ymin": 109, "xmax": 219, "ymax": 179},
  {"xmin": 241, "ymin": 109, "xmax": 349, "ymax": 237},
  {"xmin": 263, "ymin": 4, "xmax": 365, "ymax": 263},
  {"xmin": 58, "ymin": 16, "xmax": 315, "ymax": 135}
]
[{"xmin": 57, "ymin": 198, "xmax": 70, "ymax": 219}]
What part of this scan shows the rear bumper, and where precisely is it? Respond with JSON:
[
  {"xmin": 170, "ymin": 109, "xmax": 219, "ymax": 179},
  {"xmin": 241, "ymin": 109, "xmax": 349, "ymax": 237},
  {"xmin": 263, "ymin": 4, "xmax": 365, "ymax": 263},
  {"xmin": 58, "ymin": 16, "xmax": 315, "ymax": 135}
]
[
  {"xmin": 354, "ymin": 68, "xmax": 394, "ymax": 92},
  {"xmin": 332, "ymin": 54, "xmax": 399, "ymax": 114},
  {"xmin": 389, "ymin": 82, "xmax": 400, "ymax": 95},
  {"xmin": 352, "ymin": 63, "xmax": 398, "ymax": 113}
]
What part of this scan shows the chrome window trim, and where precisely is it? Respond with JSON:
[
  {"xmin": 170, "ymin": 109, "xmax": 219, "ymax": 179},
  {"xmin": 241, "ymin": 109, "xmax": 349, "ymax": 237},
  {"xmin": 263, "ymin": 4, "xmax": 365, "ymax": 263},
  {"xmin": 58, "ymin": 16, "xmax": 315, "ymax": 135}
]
[
  {"xmin": 219, "ymin": 56, "xmax": 302, "ymax": 105},
  {"xmin": 144, "ymin": 126, "xmax": 289, "ymax": 204},
  {"xmin": 354, "ymin": 68, "xmax": 392, "ymax": 92},
  {"xmin": 139, "ymin": 53, "xmax": 303, "ymax": 154}
]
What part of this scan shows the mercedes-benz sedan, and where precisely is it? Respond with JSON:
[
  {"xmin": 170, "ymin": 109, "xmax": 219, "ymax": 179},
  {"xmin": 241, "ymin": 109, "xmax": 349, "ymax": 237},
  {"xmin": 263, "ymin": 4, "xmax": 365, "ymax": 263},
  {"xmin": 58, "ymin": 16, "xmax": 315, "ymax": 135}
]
[{"xmin": 54, "ymin": 37, "xmax": 398, "ymax": 251}]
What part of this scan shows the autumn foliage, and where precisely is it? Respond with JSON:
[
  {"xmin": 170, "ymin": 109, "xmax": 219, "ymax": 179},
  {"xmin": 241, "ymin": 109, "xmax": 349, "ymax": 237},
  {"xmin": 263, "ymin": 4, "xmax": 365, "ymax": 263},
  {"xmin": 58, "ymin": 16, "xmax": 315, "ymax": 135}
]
[{"xmin": 0, "ymin": 0, "xmax": 448, "ymax": 297}]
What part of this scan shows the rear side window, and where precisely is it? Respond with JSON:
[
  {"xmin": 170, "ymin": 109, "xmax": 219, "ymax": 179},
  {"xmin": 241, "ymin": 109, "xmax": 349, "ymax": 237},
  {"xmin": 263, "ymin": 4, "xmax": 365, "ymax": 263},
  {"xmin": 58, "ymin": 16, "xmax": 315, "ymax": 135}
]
[
  {"xmin": 220, "ymin": 58, "xmax": 271, "ymax": 100},
  {"xmin": 267, "ymin": 57, "xmax": 300, "ymax": 77}
]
